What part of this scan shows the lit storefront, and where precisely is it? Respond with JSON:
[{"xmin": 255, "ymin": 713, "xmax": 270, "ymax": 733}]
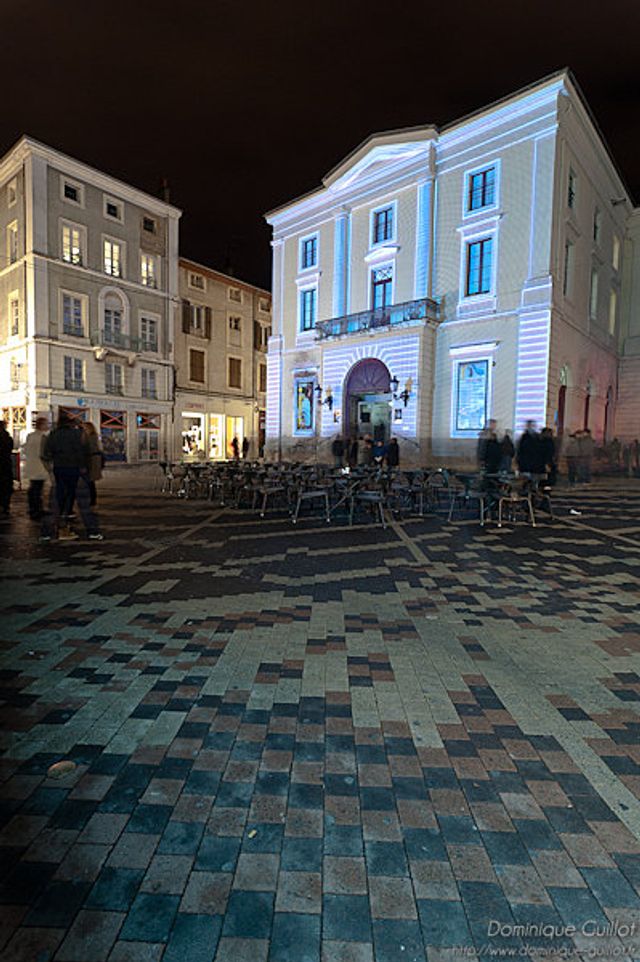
[
  {"xmin": 208, "ymin": 413, "xmax": 225, "ymax": 460},
  {"xmin": 181, "ymin": 412, "xmax": 206, "ymax": 458},
  {"xmin": 225, "ymin": 415, "xmax": 244, "ymax": 457}
]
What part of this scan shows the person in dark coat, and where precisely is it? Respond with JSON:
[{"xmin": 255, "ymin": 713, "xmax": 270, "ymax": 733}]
[
  {"xmin": 242, "ymin": 436, "xmax": 250, "ymax": 460},
  {"xmin": 231, "ymin": 436, "xmax": 240, "ymax": 460},
  {"xmin": 517, "ymin": 421, "xmax": 544, "ymax": 474},
  {"xmin": 386, "ymin": 437, "xmax": 399, "ymax": 467},
  {"xmin": 43, "ymin": 412, "xmax": 89, "ymax": 538},
  {"xmin": 372, "ymin": 438, "xmax": 386, "ymax": 463},
  {"xmin": 348, "ymin": 437, "xmax": 358, "ymax": 468},
  {"xmin": 0, "ymin": 421, "xmax": 13, "ymax": 516},
  {"xmin": 331, "ymin": 435, "xmax": 345, "ymax": 468},
  {"xmin": 500, "ymin": 432, "xmax": 515, "ymax": 473},
  {"xmin": 539, "ymin": 428, "xmax": 557, "ymax": 484},
  {"xmin": 484, "ymin": 431, "xmax": 502, "ymax": 474}
]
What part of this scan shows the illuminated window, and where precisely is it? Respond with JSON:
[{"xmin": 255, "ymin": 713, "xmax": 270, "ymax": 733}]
[
  {"xmin": 300, "ymin": 288, "xmax": 317, "ymax": 331},
  {"xmin": 453, "ymin": 359, "xmax": 489, "ymax": 435},
  {"xmin": 613, "ymin": 236, "xmax": 620, "ymax": 271},
  {"xmin": 300, "ymin": 235, "xmax": 317, "ymax": 270},
  {"xmin": 141, "ymin": 368, "xmax": 157, "ymax": 399},
  {"xmin": 104, "ymin": 238, "xmax": 123, "ymax": 277},
  {"xmin": 62, "ymin": 223, "xmax": 83, "ymax": 265},
  {"xmin": 62, "ymin": 293, "xmax": 84, "ymax": 336},
  {"xmin": 465, "ymin": 238, "xmax": 493, "ymax": 296},
  {"xmin": 7, "ymin": 222, "xmax": 18, "ymax": 264},
  {"xmin": 64, "ymin": 356, "xmax": 84, "ymax": 391},
  {"xmin": 189, "ymin": 349, "xmax": 205, "ymax": 382},
  {"xmin": 468, "ymin": 167, "xmax": 496, "ymax": 211},
  {"xmin": 228, "ymin": 357, "xmax": 242, "ymax": 389},
  {"xmin": 568, "ymin": 169, "xmax": 576, "ymax": 210},
  {"xmin": 371, "ymin": 265, "xmax": 393, "ymax": 309},
  {"xmin": 609, "ymin": 290, "xmax": 617, "ymax": 335},
  {"xmin": 372, "ymin": 206, "xmax": 393, "ymax": 245},
  {"xmin": 141, "ymin": 253, "xmax": 158, "ymax": 288},
  {"xmin": 589, "ymin": 269, "xmax": 599, "ymax": 320}
]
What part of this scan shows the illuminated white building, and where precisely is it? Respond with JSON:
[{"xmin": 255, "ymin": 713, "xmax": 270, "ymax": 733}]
[
  {"xmin": 265, "ymin": 70, "xmax": 638, "ymax": 465},
  {"xmin": 0, "ymin": 137, "xmax": 180, "ymax": 461},
  {"xmin": 175, "ymin": 259, "xmax": 271, "ymax": 460}
]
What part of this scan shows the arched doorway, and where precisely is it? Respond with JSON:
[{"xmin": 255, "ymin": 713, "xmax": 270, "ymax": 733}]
[{"xmin": 343, "ymin": 358, "xmax": 391, "ymax": 442}]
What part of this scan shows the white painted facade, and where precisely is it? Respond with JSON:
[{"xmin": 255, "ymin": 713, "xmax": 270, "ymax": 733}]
[
  {"xmin": 0, "ymin": 137, "xmax": 181, "ymax": 462},
  {"xmin": 265, "ymin": 71, "xmax": 639, "ymax": 465}
]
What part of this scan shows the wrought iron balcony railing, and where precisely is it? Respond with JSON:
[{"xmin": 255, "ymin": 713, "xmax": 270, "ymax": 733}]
[
  {"xmin": 91, "ymin": 331, "xmax": 140, "ymax": 352},
  {"xmin": 314, "ymin": 296, "xmax": 439, "ymax": 340}
]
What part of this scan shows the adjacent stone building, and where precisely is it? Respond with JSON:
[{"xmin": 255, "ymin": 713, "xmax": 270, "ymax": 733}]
[
  {"xmin": 0, "ymin": 136, "xmax": 180, "ymax": 461},
  {"xmin": 264, "ymin": 70, "xmax": 639, "ymax": 465},
  {"xmin": 175, "ymin": 259, "xmax": 271, "ymax": 459}
]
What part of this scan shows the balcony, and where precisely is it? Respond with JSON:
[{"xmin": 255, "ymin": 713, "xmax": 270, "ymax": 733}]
[
  {"xmin": 106, "ymin": 383, "xmax": 124, "ymax": 396},
  {"xmin": 91, "ymin": 331, "xmax": 140, "ymax": 352},
  {"xmin": 314, "ymin": 296, "xmax": 439, "ymax": 340},
  {"xmin": 64, "ymin": 379, "xmax": 85, "ymax": 392}
]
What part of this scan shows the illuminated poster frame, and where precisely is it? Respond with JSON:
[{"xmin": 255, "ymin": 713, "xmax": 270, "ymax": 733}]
[
  {"xmin": 454, "ymin": 359, "xmax": 489, "ymax": 435},
  {"xmin": 293, "ymin": 377, "xmax": 315, "ymax": 435}
]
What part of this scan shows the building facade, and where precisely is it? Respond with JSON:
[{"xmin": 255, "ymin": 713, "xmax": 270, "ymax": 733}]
[
  {"xmin": 175, "ymin": 259, "xmax": 271, "ymax": 460},
  {"xmin": 0, "ymin": 137, "xmax": 180, "ymax": 461},
  {"xmin": 265, "ymin": 71, "xmax": 638, "ymax": 466}
]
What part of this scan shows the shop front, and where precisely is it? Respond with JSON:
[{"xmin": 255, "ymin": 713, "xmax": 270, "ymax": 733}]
[
  {"xmin": 208, "ymin": 413, "xmax": 225, "ymax": 460},
  {"xmin": 225, "ymin": 415, "xmax": 244, "ymax": 458},
  {"xmin": 100, "ymin": 410, "xmax": 127, "ymax": 461},
  {"xmin": 181, "ymin": 411, "xmax": 206, "ymax": 459}
]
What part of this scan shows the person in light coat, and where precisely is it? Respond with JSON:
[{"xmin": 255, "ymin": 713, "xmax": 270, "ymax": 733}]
[{"xmin": 22, "ymin": 417, "xmax": 50, "ymax": 519}]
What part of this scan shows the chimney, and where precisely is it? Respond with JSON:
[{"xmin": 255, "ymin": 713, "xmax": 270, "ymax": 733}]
[{"xmin": 160, "ymin": 178, "xmax": 171, "ymax": 203}]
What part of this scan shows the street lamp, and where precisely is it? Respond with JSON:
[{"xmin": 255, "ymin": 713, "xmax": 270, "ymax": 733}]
[
  {"xmin": 315, "ymin": 385, "xmax": 334, "ymax": 410},
  {"xmin": 389, "ymin": 374, "xmax": 412, "ymax": 407}
]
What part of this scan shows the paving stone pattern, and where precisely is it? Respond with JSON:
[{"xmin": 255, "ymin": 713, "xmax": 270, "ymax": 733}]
[{"xmin": 1, "ymin": 476, "xmax": 640, "ymax": 961}]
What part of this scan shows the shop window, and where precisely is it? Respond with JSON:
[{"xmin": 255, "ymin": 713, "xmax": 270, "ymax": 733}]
[
  {"xmin": 137, "ymin": 413, "xmax": 160, "ymax": 461},
  {"xmin": 452, "ymin": 359, "xmax": 489, "ymax": 436},
  {"xmin": 100, "ymin": 410, "xmax": 127, "ymax": 461},
  {"xmin": 181, "ymin": 412, "xmax": 205, "ymax": 457}
]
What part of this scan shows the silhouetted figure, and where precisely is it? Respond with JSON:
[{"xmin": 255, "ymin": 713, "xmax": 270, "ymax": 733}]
[
  {"xmin": 231, "ymin": 436, "xmax": 240, "ymax": 460},
  {"xmin": 386, "ymin": 437, "xmax": 399, "ymax": 467},
  {"xmin": 517, "ymin": 421, "xmax": 544, "ymax": 474},
  {"xmin": 0, "ymin": 421, "xmax": 13, "ymax": 516},
  {"xmin": 331, "ymin": 436, "xmax": 345, "ymax": 468},
  {"xmin": 242, "ymin": 436, "xmax": 250, "ymax": 459},
  {"xmin": 539, "ymin": 428, "xmax": 557, "ymax": 485},
  {"xmin": 500, "ymin": 432, "xmax": 515, "ymax": 473}
]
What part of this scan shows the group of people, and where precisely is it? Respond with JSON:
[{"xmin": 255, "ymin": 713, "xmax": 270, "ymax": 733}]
[
  {"xmin": 230, "ymin": 435, "xmax": 251, "ymax": 460},
  {"xmin": 331, "ymin": 434, "xmax": 400, "ymax": 469},
  {"xmin": 477, "ymin": 420, "xmax": 558, "ymax": 482},
  {"xmin": 0, "ymin": 413, "xmax": 104, "ymax": 541}
]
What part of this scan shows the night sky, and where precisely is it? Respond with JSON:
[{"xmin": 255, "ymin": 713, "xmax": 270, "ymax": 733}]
[{"xmin": 3, "ymin": 0, "xmax": 639, "ymax": 290}]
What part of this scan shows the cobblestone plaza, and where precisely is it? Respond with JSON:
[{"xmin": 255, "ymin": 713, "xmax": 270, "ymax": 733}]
[{"xmin": 1, "ymin": 475, "xmax": 640, "ymax": 961}]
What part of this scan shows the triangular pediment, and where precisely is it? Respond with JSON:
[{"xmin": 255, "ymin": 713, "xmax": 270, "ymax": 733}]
[{"xmin": 322, "ymin": 126, "xmax": 436, "ymax": 193}]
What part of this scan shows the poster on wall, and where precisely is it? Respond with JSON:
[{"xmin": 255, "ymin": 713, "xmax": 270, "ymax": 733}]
[
  {"xmin": 295, "ymin": 379, "xmax": 314, "ymax": 432},
  {"xmin": 456, "ymin": 360, "xmax": 488, "ymax": 432}
]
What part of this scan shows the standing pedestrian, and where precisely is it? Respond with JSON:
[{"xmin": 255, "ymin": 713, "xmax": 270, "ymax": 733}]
[
  {"xmin": 22, "ymin": 416, "xmax": 49, "ymax": 520},
  {"xmin": 242, "ymin": 436, "xmax": 250, "ymax": 460},
  {"xmin": 331, "ymin": 435, "xmax": 345, "ymax": 468},
  {"xmin": 82, "ymin": 422, "xmax": 103, "ymax": 506},
  {"xmin": 517, "ymin": 421, "xmax": 544, "ymax": 475},
  {"xmin": 539, "ymin": 427, "xmax": 557, "ymax": 485},
  {"xmin": 499, "ymin": 431, "xmax": 515, "ymax": 473},
  {"xmin": 348, "ymin": 437, "xmax": 358, "ymax": 468},
  {"xmin": 386, "ymin": 437, "xmax": 399, "ymax": 468},
  {"xmin": 43, "ymin": 411, "xmax": 89, "ymax": 539},
  {"xmin": 231, "ymin": 436, "xmax": 240, "ymax": 460},
  {"xmin": 0, "ymin": 420, "xmax": 13, "ymax": 517}
]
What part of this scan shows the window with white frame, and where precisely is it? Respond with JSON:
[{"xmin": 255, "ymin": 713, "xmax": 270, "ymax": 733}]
[
  {"xmin": 104, "ymin": 295, "xmax": 124, "ymax": 346},
  {"xmin": 371, "ymin": 205, "xmax": 393, "ymax": 245},
  {"xmin": 465, "ymin": 238, "xmax": 493, "ymax": 296},
  {"xmin": 9, "ymin": 295, "xmax": 19, "ymax": 337},
  {"xmin": 106, "ymin": 362, "xmax": 124, "ymax": 395},
  {"xmin": 567, "ymin": 169, "xmax": 577, "ymax": 210},
  {"xmin": 104, "ymin": 196, "xmax": 124, "ymax": 223},
  {"xmin": 300, "ymin": 287, "xmax": 317, "ymax": 331},
  {"xmin": 62, "ymin": 292, "xmax": 85, "ymax": 337},
  {"xmin": 371, "ymin": 265, "xmax": 393, "ymax": 309},
  {"xmin": 609, "ymin": 290, "xmax": 618, "ymax": 335},
  {"xmin": 593, "ymin": 208, "xmax": 601, "ymax": 244},
  {"xmin": 188, "ymin": 272, "xmax": 205, "ymax": 291},
  {"xmin": 613, "ymin": 236, "xmax": 621, "ymax": 272},
  {"xmin": 258, "ymin": 296, "xmax": 270, "ymax": 313},
  {"xmin": 467, "ymin": 166, "xmax": 496, "ymax": 212},
  {"xmin": 191, "ymin": 304, "xmax": 205, "ymax": 330},
  {"xmin": 453, "ymin": 358, "xmax": 490, "ymax": 435},
  {"xmin": 228, "ymin": 315, "xmax": 242, "ymax": 332},
  {"xmin": 589, "ymin": 269, "xmax": 599, "ymax": 320},
  {"xmin": 61, "ymin": 178, "xmax": 84, "ymax": 206},
  {"xmin": 7, "ymin": 179, "xmax": 17, "ymax": 207},
  {"xmin": 64, "ymin": 355, "xmax": 84, "ymax": 391},
  {"xmin": 7, "ymin": 221, "xmax": 18, "ymax": 264},
  {"xmin": 103, "ymin": 237, "xmax": 123, "ymax": 277},
  {"xmin": 563, "ymin": 240, "xmax": 574, "ymax": 298},
  {"xmin": 300, "ymin": 234, "xmax": 318, "ymax": 270},
  {"xmin": 228, "ymin": 286, "xmax": 242, "ymax": 303},
  {"xmin": 61, "ymin": 222, "xmax": 84, "ymax": 266},
  {"xmin": 141, "ymin": 367, "xmax": 157, "ymax": 399},
  {"xmin": 140, "ymin": 252, "xmax": 158, "ymax": 288},
  {"xmin": 142, "ymin": 215, "xmax": 156, "ymax": 234},
  {"xmin": 140, "ymin": 315, "xmax": 158, "ymax": 352}
]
